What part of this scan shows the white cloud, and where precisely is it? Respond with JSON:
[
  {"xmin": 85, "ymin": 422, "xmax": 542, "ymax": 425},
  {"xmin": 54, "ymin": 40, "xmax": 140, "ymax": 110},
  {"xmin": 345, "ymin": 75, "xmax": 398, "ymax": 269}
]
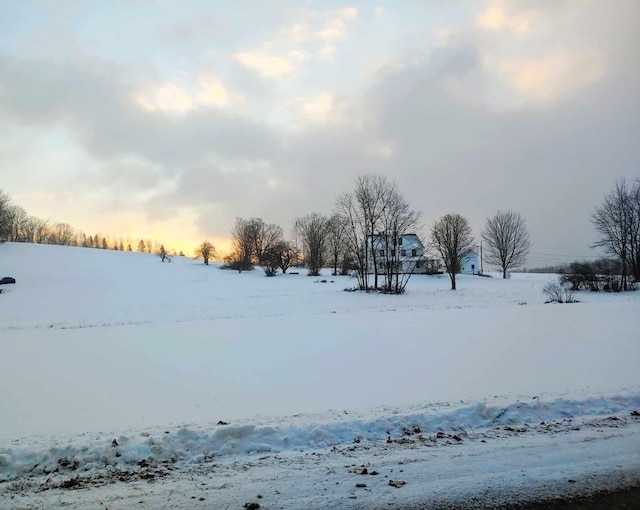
[
  {"xmin": 316, "ymin": 7, "xmax": 358, "ymax": 41},
  {"xmin": 134, "ymin": 75, "xmax": 244, "ymax": 113},
  {"xmin": 299, "ymin": 93, "xmax": 338, "ymax": 124},
  {"xmin": 235, "ymin": 6, "xmax": 358, "ymax": 79},
  {"xmin": 318, "ymin": 45, "xmax": 336, "ymax": 58},
  {"xmin": 281, "ymin": 22, "xmax": 311, "ymax": 44},
  {"xmin": 196, "ymin": 74, "xmax": 245, "ymax": 108},
  {"xmin": 235, "ymin": 48, "xmax": 297, "ymax": 80},
  {"xmin": 284, "ymin": 92, "xmax": 367, "ymax": 130},
  {"xmin": 137, "ymin": 83, "xmax": 194, "ymax": 114},
  {"xmin": 476, "ymin": 4, "xmax": 538, "ymax": 35},
  {"xmin": 498, "ymin": 50, "xmax": 606, "ymax": 103}
]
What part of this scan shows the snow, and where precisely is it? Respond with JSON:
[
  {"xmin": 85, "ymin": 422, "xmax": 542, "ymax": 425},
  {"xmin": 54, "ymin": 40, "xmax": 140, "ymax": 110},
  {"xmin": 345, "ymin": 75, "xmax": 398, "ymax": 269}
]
[{"xmin": 1, "ymin": 242, "xmax": 639, "ymax": 508}]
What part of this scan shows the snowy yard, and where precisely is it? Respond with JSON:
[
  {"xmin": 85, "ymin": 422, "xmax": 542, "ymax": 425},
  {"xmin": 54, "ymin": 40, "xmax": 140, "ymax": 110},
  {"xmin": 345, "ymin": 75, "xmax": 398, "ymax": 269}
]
[{"xmin": 1, "ymin": 242, "xmax": 639, "ymax": 509}]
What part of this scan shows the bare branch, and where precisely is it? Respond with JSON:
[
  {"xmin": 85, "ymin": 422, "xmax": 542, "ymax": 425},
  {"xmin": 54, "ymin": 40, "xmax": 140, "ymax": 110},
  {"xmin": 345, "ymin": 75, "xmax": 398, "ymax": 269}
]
[{"xmin": 481, "ymin": 210, "xmax": 531, "ymax": 279}]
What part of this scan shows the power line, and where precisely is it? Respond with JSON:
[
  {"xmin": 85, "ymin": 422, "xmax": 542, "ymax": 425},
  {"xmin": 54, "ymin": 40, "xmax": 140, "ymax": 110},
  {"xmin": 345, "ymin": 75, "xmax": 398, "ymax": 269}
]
[{"xmin": 527, "ymin": 252, "xmax": 602, "ymax": 259}]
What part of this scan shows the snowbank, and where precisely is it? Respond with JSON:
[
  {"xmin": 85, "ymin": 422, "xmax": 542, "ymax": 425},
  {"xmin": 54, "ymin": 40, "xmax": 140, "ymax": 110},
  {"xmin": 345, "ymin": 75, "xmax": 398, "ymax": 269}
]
[{"xmin": 2, "ymin": 393, "xmax": 639, "ymax": 482}]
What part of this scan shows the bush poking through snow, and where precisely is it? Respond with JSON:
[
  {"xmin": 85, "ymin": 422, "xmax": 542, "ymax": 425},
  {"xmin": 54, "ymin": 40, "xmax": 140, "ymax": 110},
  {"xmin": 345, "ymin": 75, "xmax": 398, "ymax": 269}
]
[
  {"xmin": 543, "ymin": 282, "xmax": 577, "ymax": 304},
  {"xmin": 263, "ymin": 265, "xmax": 278, "ymax": 277}
]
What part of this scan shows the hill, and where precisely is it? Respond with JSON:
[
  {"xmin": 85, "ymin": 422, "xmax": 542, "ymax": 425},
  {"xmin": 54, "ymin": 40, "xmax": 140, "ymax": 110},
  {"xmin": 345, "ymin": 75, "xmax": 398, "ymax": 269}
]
[{"xmin": 1, "ymin": 242, "xmax": 639, "ymax": 509}]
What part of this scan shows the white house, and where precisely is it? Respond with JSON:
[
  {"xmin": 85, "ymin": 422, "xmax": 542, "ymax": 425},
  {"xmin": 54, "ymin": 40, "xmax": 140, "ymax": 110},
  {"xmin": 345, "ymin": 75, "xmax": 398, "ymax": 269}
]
[
  {"xmin": 460, "ymin": 250, "xmax": 480, "ymax": 275},
  {"xmin": 366, "ymin": 233, "xmax": 430, "ymax": 274}
]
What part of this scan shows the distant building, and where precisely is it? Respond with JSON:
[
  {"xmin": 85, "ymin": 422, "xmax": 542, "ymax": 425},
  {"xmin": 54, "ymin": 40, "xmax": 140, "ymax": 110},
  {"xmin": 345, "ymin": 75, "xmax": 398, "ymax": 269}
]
[
  {"xmin": 366, "ymin": 233, "xmax": 430, "ymax": 274},
  {"xmin": 364, "ymin": 234, "xmax": 478, "ymax": 275},
  {"xmin": 460, "ymin": 250, "xmax": 479, "ymax": 275}
]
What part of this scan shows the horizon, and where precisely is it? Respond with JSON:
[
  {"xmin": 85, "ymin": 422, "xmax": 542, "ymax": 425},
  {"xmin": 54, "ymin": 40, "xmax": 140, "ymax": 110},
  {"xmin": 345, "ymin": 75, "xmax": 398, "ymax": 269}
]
[{"xmin": 1, "ymin": 1, "xmax": 638, "ymax": 265}]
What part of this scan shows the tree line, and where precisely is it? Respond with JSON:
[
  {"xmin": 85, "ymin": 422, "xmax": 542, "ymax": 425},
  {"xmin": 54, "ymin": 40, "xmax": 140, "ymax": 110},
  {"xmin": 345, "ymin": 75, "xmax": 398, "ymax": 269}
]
[
  {"xmin": 524, "ymin": 178, "xmax": 639, "ymax": 293},
  {"xmin": 218, "ymin": 175, "xmax": 532, "ymax": 293},
  {"xmin": 0, "ymin": 190, "xmax": 178, "ymax": 256},
  {"xmin": 5, "ymin": 175, "xmax": 636, "ymax": 294},
  {"xmin": 591, "ymin": 178, "xmax": 640, "ymax": 291}
]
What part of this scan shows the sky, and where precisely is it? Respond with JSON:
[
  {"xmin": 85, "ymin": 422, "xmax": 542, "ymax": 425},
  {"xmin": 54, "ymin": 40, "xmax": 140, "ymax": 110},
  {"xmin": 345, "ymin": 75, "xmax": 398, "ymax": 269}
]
[{"xmin": 1, "ymin": 0, "xmax": 638, "ymax": 264}]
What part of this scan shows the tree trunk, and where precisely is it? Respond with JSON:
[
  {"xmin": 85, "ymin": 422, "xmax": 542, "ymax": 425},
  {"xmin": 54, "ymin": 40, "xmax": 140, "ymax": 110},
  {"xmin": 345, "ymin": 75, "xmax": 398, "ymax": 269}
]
[
  {"xmin": 450, "ymin": 273, "xmax": 456, "ymax": 290},
  {"xmin": 503, "ymin": 268, "xmax": 507, "ymax": 279}
]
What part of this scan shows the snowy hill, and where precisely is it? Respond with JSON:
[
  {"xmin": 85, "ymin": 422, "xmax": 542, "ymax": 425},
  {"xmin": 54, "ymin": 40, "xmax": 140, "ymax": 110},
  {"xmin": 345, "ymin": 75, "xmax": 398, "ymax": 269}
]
[{"xmin": 1, "ymin": 242, "xmax": 639, "ymax": 509}]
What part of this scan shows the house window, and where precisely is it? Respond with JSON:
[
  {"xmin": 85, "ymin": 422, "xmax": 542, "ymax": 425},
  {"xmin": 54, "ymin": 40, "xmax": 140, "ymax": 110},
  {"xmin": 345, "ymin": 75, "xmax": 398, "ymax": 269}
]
[
  {"xmin": 416, "ymin": 260, "xmax": 423, "ymax": 268},
  {"xmin": 398, "ymin": 237, "xmax": 402, "ymax": 246},
  {"xmin": 391, "ymin": 250, "xmax": 395, "ymax": 256},
  {"xmin": 412, "ymin": 249, "xmax": 417, "ymax": 256},
  {"xmin": 379, "ymin": 249, "xmax": 384, "ymax": 257},
  {"xmin": 400, "ymin": 249, "xmax": 406, "ymax": 257}
]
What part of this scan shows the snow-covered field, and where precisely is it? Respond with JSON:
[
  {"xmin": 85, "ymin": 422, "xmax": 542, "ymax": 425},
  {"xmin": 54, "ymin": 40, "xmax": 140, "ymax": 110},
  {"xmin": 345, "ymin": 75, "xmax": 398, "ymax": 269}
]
[{"xmin": 1, "ymin": 242, "xmax": 639, "ymax": 509}]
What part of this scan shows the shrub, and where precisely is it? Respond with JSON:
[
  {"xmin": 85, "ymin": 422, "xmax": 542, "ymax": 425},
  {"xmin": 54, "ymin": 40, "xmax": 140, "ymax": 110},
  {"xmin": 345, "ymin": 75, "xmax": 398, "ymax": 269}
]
[
  {"xmin": 220, "ymin": 259, "xmax": 254, "ymax": 273},
  {"xmin": 263, "ymin": 266, "xmax": 278, "ymax": 277},
  {"xmin": 559, "ymin": 259, "xmax": 636, "ymax": 293},
  {"xmin": 543, "ymin": 281, "xmax": 577, "ymax": 304}
]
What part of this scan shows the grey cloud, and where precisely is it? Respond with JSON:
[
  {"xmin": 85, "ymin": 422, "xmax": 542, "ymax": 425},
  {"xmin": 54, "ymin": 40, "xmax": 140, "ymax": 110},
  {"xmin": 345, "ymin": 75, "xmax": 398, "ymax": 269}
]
[
  {"xmin": 1, "ymin": 1, "xmax": 639, "ymax": 263},
  {"xmin": 430, "ymin": 45, "xmax": 480, "ymax": 78},
  {"xmin": 363, "ymin": 27, "xmax": 640, "ymax": 258}
]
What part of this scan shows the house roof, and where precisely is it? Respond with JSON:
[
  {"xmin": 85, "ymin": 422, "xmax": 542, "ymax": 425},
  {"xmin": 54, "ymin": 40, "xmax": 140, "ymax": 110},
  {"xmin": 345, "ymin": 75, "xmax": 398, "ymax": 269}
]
[{"xmin": 368, "ymin": 233, "xmax": 424, "ymax": 242}]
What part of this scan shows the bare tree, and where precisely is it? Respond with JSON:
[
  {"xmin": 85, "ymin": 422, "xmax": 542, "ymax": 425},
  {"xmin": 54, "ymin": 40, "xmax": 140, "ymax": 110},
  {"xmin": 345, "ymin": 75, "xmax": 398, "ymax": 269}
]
[
  {"xmin": 336, "ymin": 175, "xmax": 403, "ymax": 290},
  {"xmin": 248, "ymin": 218, "xmax": 283, "ymax": 265},
  {"xmin": 194, "ymin": 241, "xmax": 216, "ymax": 265},
  {"xmin": 261, "ymin": 245, "xmax": 281, "ymax": 276},
  {"xmin": 631, "ymin": 180, "xmax": 640, "ymax": 282},
  {"xmin": 5, "ymin": 205, "xmax": 29, "ymax": 242},
  {"xmin": 50, "ymin": 222, "xmax": 75, "ymax": 246},
  {"xmin": 326, "ymin": 214, "xmax": 348, "ymax": 276},
  {"xmin": 272, "ymin": 240, "xmax": 298, "ymax": 274},
  {"xmin": 431, "ymin": 213, "xmax": 475, "ymax": 290},
  {"xmin": 355, "ymin": 175, "xmax": 394, "ymax": 289},
  {"xmin": 21, "ymin": 216, "xmax": 40, "ymax": 243},
  {"xmin": 230, "ymin": 217, "xmax": 283, "ymax": 269},
  {"xmin": 33, "ymin": 217, "xmax": 49, "ymax": 244},
  {"xmin": 294, "ymin": 213, "xmax": 329, "ymax": 276},
  {"xmin": 0, "ymin": 191, "xmax": 12, "ymax": 241},
  {"xmin": 336, "ymin": 191, "xmax": 369, "ymax": 289},
  {"xmin": 481, "ymin": 210, "xmax": 531, "ymax": 279},
  {"xmin": 378, "ymin": 187, "xmax": 421, "ymax": 294},
  {"xmin": 230, "ymin": 218, "xmax": 255, "ymax": 271},
  {"xmin": 592, "ymin": 178, "xmax": 640, "ymax": 290}
]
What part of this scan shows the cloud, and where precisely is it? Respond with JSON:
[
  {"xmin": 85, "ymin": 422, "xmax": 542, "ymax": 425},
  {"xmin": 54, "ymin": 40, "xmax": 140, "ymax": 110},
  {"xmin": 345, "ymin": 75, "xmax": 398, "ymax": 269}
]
[
  {"xmin": 196, "ymin": 74, "xmax": 245, "ymax": 109},
  {"xmin": 235, "ymin": 47, "xmax": 297, "ymax": 80},
  {"xmin": 287, "ymin": 93, "xmax": 356, "ymax": 127},
  {"xmin": 476, "ymin": 5, "xmax": 537, "ymax": 35},
  {"xmin": 135, "ymin": 75, "xmax": 245, "ymax": 113},
  {"xmin": 499, "ymin": 50, "xmax": 606, "ymax": 103},
  {"xmin": 234, "ymin": 6, "xmax": 359, "ymax": 80},
  {"xmin": 318, "ymin": 45, "xmax": 336, "ymax": 58},
  {"xmin": 440, "ymin": 0, "xmax": 626, "ymax": 109},
  {"xmin": 316, "ymin": 7, "xmax": 359, "ymax": 41},
  {"xmin": 366, "ymin": 140, "xmax": 395, "ymax": 159},
  {"xmin": 137, "ymin": 83, "xmax": 194, "ymax": 113},
  {"xmin": 1, "ymin": 1, "xmax": 638, "ymax": 262}
]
